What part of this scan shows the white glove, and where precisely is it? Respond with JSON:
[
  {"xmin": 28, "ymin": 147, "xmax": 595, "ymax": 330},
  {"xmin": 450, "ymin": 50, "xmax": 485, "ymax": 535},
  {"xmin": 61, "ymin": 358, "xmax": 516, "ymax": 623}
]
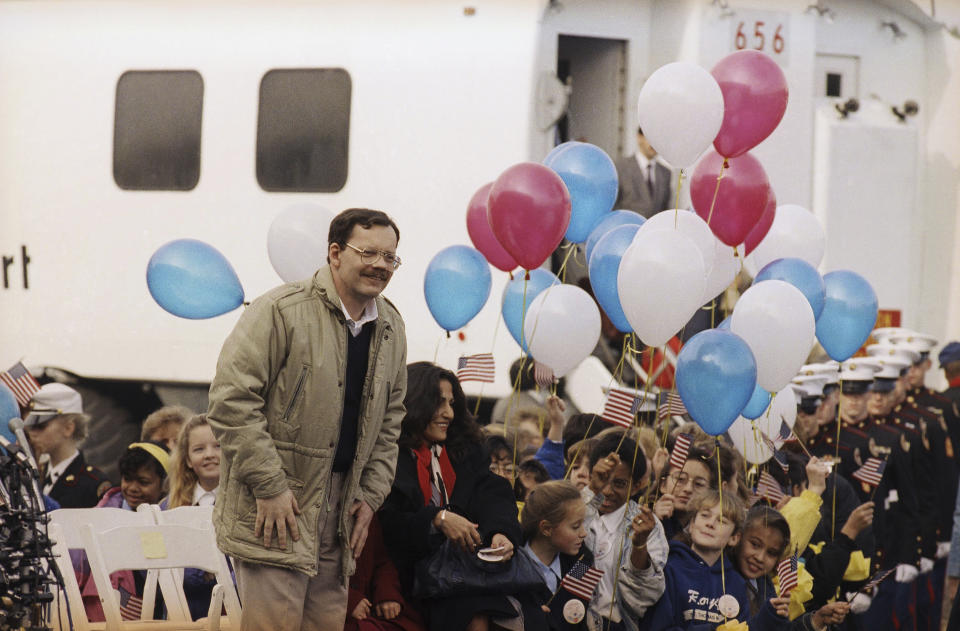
[
  {"xmin": 845, "ymin": 592, "xmax": 872, "ymax": 614},
  {"xmin": 919, "ymin": 557, "xmax": 935, "ymax": 574},
  {"xmin": 895, "ymin": 563, "xmax": 919, "ymax": 583},
  {"xmin": 937, "ymin": 541, "xmax": 952, "ymax": 560}
]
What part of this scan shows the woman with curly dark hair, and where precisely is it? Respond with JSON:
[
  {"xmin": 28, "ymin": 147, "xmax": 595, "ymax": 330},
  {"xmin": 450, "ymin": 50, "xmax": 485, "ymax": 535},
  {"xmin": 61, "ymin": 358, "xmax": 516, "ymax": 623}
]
[{"xmin": 379, "ymin": 362, "xmax": 522, "ymax": 631}]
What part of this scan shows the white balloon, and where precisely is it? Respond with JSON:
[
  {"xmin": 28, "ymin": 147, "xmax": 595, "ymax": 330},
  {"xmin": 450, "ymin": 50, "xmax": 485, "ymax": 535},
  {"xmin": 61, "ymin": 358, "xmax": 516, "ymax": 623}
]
[
  {"xmin": 731, "ymin": 280, "xmax": 816, "ymax": 392},
  {"xmin": 524, "ymin": 284, "xmax": 601, "ymax": 378},
  {"xmin": 618, "ymin": 229, "xmax": 706, "ymax": 347},
  {"xmin": 705, "ymin": 242, "xmax": 739, "ymax": 302},
  {"xmin": 640, "ymin": 209, "xmax": 716, "ymax": 287},
  {"xmin": 727, "ymin": 416, "xmax": 772, "ymax": 465},
  {"xmin": 744, "ymin": 204, "xmax": 826, "ymax": 275},
  {"xmin": 729, "ymin": 386, "xmax": 797, "ymax": 465},
  {"xmin": 637, "ymin": 62, "xmax": 725, "ymax": 169},
  {"xmin": 267, "ymin": 203, "xmax": 336, "ymax": 282}
]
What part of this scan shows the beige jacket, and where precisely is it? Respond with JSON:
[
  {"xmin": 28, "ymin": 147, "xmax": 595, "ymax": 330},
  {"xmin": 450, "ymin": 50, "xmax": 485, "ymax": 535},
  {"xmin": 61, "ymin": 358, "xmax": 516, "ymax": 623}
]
[{"xmin": 208, "ymin": 266, "xmax": 407, "ymax": 577}]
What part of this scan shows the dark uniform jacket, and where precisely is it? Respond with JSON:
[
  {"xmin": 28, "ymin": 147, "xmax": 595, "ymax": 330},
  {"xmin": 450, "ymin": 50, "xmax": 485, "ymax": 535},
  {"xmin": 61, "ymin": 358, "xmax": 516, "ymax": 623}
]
[{"xmin": 47, "ymin": 451, "xmax": 111, "ymax": 509}]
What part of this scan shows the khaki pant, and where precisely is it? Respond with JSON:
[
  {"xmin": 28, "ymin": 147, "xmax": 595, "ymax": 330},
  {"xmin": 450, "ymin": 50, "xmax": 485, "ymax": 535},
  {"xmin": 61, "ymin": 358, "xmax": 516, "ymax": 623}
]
[{"xmin": 236, "ymin": 474, "xmax": 347, "ymax": 631}]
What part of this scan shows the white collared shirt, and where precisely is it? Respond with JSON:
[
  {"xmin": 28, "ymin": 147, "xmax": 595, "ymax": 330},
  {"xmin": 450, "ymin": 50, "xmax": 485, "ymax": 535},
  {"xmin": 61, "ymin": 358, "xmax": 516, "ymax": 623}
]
[
  {"xmin": 192, "ymin": 484, "xmax": 218, "ymax": 507},
  {"xmin": 523, "ymin": 542, "xmax": 563, "ymax": 593},
  {"xmin": 43, "ymin": 450, "xmax": 79, "ymax": 495},
  {"xmin": 589, "ymin": 501, "xmax": 627, "ymax": 622},
  {"xmin": 340, "ymin": 299, "xmax": 378, "ymax": 337}
]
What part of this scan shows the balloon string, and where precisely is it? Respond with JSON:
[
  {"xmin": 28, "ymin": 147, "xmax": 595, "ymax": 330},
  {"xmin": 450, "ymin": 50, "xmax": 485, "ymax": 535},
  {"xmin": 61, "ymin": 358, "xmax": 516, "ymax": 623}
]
[
  {"xmin": 716, "ymin": 441, "xmax": 728, "ymax": 624},
  {"xmin": 832, "ymin": 369, "xmax": 842, "ymax": 539},
  {"xmin": 705, "ymin": 159, "xmax": 729, "ymax": 227},
  {"xmin": 433, "ymin": 332, "xmax": 445, "ymax": 364},
  {"xmin": 564, "ymin": 413, "xmax": 600, "ymax": 481},
  {"xmin": 472, "ymin": 314, "xmax": 504, "ymax": 417},
  {"xmin": 555, "ymin": 242, "xmax": 578, "ymax": 284},
  {"xmin": 608, "ymin": 415, "xmax": 648, "ymax": 624},
  {"xmin": 674, "ymin": 168, "xmax": 685, "ymax": 214}
]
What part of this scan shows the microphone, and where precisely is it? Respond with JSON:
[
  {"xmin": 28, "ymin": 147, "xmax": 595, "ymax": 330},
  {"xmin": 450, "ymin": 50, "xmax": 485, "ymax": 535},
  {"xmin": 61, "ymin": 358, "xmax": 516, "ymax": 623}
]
[
  {"xmin": 0, "ymin": 433, "xmax": 32, "ymax": 466},
  {"xmin": 8, "ymin": 417, "xmax": 38, "ymax": 470}
]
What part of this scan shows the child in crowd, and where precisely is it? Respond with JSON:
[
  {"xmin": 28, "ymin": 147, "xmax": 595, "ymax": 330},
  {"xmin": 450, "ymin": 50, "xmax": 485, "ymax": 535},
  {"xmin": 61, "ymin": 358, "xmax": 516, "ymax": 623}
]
[
  {"xmin": 347, "ymin": 514, "xmax": 425, "ymax": 631},
  {"xmin": 516, "ymin": 457, "xmax": 550, "ymax": 501},
  {"xmin": 520, "ymin": 480, "xmax": 593, "ymax": 630},
  {"xmin": 734, "ymin": 505, "xmax": 852, "ymax": 630},
  {"xmin": 163, "ymin": 414, "xmax": 222, "ymax": 620},
  {"xmin": 653, "ymin": 445, "xmax": 715, "ymax": 539},
  {"xmin": 641, "ymin": 490, "xmax": 788, "ymax": 631},
  {"xmin": 584, "ymin": 434, "xmax": 668, "ymax": 630},
  {"xmin": 140, "ymin": 405, "xmax": 193, "ymax": 450},
  {"xmin": 566, "ymin": 438, "xmax": 596, "ymax": 491},
  {"xmin": 81, "ymin": 441, "xmax": 170, "ymax": 621}
]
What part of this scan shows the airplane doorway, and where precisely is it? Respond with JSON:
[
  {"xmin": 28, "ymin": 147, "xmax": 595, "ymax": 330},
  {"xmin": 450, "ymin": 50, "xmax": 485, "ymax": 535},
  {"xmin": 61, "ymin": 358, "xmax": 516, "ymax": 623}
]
[{"xmin": 556, "ymin": 35, "xmax": 627, "ymax": 161}]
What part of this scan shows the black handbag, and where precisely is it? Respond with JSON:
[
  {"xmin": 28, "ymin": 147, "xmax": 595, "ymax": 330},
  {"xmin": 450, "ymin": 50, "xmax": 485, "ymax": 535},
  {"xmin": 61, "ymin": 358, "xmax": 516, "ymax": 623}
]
[{"xmin": 413, "ymin": 539, "xmax": 544, "ymax": 599}]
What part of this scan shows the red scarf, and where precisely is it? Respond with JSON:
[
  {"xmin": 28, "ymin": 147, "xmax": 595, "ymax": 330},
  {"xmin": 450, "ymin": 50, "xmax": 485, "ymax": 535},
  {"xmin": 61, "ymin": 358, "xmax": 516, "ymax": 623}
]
[{"xmin": 414, "ymin": 443, "xmax": 456, "ymax": 507}]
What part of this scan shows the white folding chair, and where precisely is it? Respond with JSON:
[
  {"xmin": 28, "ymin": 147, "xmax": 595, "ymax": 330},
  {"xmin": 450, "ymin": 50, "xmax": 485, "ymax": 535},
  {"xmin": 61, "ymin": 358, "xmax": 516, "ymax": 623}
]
[
  {"xmin": 48, "ymin": 508, "xmax": 160, "ymax": 629},
  {"xmin": 140, "ymin": 504, "xmax": 241, "ymax": 628},
  {"xmin": 82, "ymin": 521, "xmax": 236, "ymax": 631}
]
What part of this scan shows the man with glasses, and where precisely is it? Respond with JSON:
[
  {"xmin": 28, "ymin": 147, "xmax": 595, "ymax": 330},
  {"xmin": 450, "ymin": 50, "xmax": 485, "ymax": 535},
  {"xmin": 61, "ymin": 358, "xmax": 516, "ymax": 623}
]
[{"xmin": 208, "ymin": 208, "xmax": 408, "ymax": 631}]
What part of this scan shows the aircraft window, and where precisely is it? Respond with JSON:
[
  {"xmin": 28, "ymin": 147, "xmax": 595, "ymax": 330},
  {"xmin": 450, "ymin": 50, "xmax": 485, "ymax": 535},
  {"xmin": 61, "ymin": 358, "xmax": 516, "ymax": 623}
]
[
  {"xmin": 113, "ymin": 70, "xmax": 203, "ymax": 191},
  {"xmin": 256, "ymin": 68, "xmax": 351, "ymax": 192}
]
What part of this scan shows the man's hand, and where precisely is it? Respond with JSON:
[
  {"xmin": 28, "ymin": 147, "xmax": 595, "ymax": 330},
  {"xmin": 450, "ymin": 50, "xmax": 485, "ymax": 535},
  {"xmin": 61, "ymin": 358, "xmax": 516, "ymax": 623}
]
[
  {"xmin": 806, "ymin": 456, "xmax": 828, "ymax": 496},
  {"xmin": 352, "ymin": 598, "xmax": 371, "ymax": 620},
  {"xmin": 590, "ymin": 453, "xmax": 620, "ymax": 495},
  {"xmin": 490, "ymin": 533, "xmax": 515, "ymax": 561},
  {"xmin": 254, "ymin": 489, "xmax": 301, "ymax": 549},
  {"xmin": 812, "ymin": 601, "xmax": 850, "ymax": 629},
  {"xmin": 840, "ymin": 502, "xmax": 874, "ymax": 540},
  {"xmin": 375, "ymin": 601, "xmax": 402, "ymax": 620},
  {"xmin": 435, "ymin": 510, "xmax": 483, "ymax": 553},
  {"xmin": 349, "ymin": 500, "xmax": 374, "ymax": 559}
]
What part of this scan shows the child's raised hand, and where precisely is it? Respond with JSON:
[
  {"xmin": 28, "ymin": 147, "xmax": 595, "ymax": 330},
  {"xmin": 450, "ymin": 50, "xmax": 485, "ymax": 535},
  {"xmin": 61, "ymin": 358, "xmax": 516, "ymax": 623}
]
[
  {"xmin": 375, "ymin": 601, "xmax": 402, "ymax": 620},
  {"xmin": 630, "ymin": 505, "xmax": 656, "ymax": 546},
  {"xmin": 651, "ymin": 447, "xmax": 669, "ymax": 480},
  {"xmin": 590, "ymin": 452, "xmax": 621, "ymax": 494},
  {"xmin": 769, "ymin": 596, "xmax": 790, "ymax": 618},
  {"xmin": 352, "ymin": 597, "xmax": 372, "ymax": 620},
  {"xmin": 653, "ymin": 493, "xmax": 675, "ymax": 519},
  {"xmin": 546, "ymin": 395, "xmax": 566, "ymax": 422},
  {"xmin": 805, "ymin": 457, "xmax": 828, "ymax": 495}
]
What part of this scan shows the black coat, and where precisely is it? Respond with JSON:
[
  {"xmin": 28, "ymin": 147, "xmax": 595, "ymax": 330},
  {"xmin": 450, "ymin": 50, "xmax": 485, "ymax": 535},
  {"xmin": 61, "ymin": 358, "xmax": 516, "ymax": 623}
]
[
  {"xmin": 48, "ymin": 451, "xmax": 111, "ymax": 509},
  {"xmin": 379, "ymin": 441, "xmax": 522, "ymax": 631}
]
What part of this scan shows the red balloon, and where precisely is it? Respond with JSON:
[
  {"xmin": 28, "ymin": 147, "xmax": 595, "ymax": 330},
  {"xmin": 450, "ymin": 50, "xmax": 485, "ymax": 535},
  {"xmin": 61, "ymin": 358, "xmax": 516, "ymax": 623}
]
[
  {"xmin": 690, "ymin": 150, "xmax": 770, "ymax": 247},
  {"xmin": 487, "ymin": 163, "xmax": 571, "ymax": 271},
  {"xmin": 711, "ymin": 50, "xmax": 789, "ymax": 158},
  {"xmin": 743, "ymin": 188, "xmax": 777, "ymax": 256},
  {"xmin": 466, "ymin": 182, "xmax": 517, "ymax": 272}
]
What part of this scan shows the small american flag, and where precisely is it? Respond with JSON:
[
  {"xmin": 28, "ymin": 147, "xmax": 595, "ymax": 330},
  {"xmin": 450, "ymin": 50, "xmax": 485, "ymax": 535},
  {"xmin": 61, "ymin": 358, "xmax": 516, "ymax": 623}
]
[
  {"xmin": 859, "ymin": 568, "xmax": 895, "ymax": 596},
  {"xmin": 560, "ymin": 559, "xmax": 604, "ymax": 601},
  {"xmin": 657, "ymin": 391, "xmax": 688, "ymax": 421},
  {"xmin": 759, "ymin": 432, "xmax": 789, "ymax": 473},
  {"xmin": 852, "ymin": 457, "xmax": 887, "ymax": 487},
  {"xmin": 456, "ymin": 354, "xmax": 495, "ymax": 383},
  {"xmin": 0, "ymin": 361, "xmax": 40, "ymax": 407},
  {"xmin": 533, "ymin": 361, "xmax": 555, "ymax": 387},
  {"xmin": 119, "ymin": 589, "xmax": 143, "ymax": 620},
  {"xmin": 668, "ymin": 433, "xmax": 693, "ymax": 471},
  {"xmin": 777, "ymin": 554, "xmax": 799, "ymax": 596},
  {"xmin": 778, "ymin": 420, "xmax": 795, "ymax": 443},
  {"xmin": 756, "ymin": 470, "xmax": 786, "ymax": 504},
  {"xmin": 601, "ymin": 387, "xmax": 640, "ymax": 428}
]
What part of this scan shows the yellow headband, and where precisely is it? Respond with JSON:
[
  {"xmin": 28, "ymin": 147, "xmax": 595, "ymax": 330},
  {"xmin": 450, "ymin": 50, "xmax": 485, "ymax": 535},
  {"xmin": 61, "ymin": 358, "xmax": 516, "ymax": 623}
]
[{"xmin": 128, "ymin": 442, "xmax": 170, "ymax": 474}]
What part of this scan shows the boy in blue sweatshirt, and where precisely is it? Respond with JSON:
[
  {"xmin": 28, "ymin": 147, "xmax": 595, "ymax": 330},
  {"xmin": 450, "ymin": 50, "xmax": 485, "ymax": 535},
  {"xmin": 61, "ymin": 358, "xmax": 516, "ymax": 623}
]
[{"xmin": 640, "ymin": 489, "xmax": 789, "ymax": 631}]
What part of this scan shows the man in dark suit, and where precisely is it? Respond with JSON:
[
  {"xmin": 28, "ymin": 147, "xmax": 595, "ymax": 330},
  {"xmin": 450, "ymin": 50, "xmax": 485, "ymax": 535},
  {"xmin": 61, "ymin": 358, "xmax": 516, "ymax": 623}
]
[{"xmin": 614, "ymin": 127, "xmax": 672, "ymax": 219}]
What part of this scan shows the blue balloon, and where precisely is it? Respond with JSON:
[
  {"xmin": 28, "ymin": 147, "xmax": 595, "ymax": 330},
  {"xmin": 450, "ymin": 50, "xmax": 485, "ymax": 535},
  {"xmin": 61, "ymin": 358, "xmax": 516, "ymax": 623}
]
[
  {"xmin": 676, "ymin": 329, "xmax": 758, "ymax": 435},
  {"xmin": 588, "ymin": 224, "xmax": 641, "ymax": 333},
  {"xmin": 501, "ymin": 268, "xmax": 560, "ymax": 352},
  {"xmin": 0, "ymin": 383, "xmax": 19, "ymax": 443},
  {"xmin": 716, "ymin": 316, "xmax": 731, "ymax": 331},
  {"xmin": 754, "ymin": 257, "xmax": 826, "ymax": 319},
  {"xmin": 544, "ymin": 142, "xmax": 619, "ymax": 243},
  {"xmin": 741, "ymin": 384, "xmax": 771, "ymax": 420},
  {"xmin": 815, "ymin": 270, "xmax": 878, "ymax": 361},
  {"xmin": 424, "ymin": 246, "xmax": 491, "ymax": 331},
  {"xmin": 147, "ymin": 239, "xmax": 244, "ymax": 319},
  {"xmin": 584, "ymin": 210, "xmax": 646, "ymax": 264}
]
